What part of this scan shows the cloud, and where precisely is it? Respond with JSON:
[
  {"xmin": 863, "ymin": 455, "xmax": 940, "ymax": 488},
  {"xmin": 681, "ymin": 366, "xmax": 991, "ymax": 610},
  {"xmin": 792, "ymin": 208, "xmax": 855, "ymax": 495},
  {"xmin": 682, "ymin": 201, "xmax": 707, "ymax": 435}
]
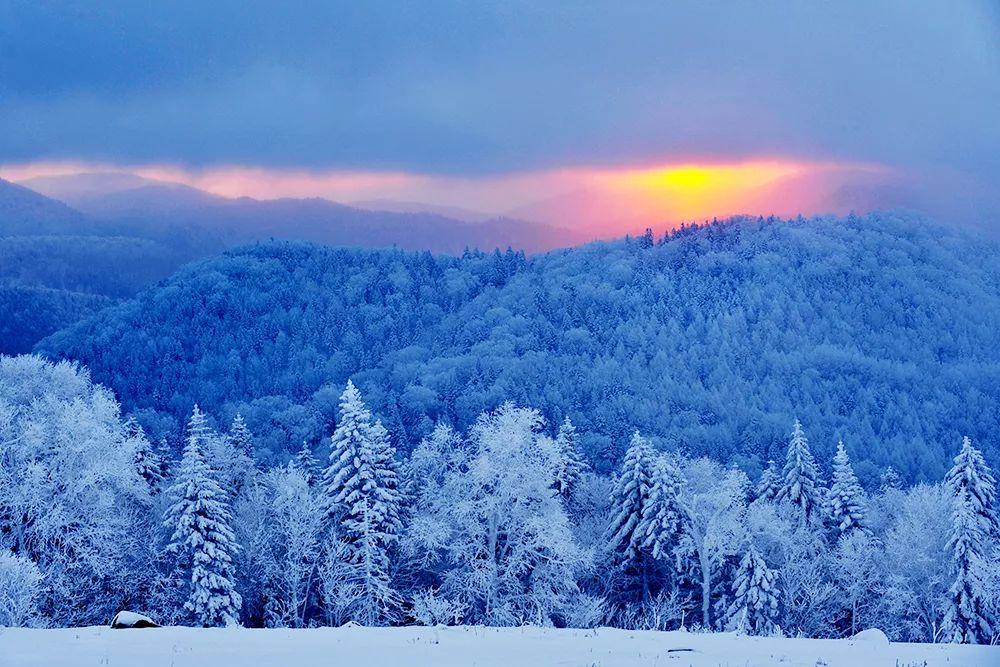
[
  {"xmin": 0, "ymin": 157, "xmax": 897, "ymax": 235},
  {"xmin": 1, "ymin": 2, "xmax": 998, "ymax": 221}
]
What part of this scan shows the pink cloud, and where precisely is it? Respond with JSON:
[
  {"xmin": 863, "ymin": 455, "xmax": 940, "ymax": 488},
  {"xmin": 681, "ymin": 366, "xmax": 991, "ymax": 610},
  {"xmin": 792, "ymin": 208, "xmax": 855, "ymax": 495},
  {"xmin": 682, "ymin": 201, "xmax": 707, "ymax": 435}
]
[{"xmin": 2, "ymin": 158, "xmax": 896, "ymax": 235}]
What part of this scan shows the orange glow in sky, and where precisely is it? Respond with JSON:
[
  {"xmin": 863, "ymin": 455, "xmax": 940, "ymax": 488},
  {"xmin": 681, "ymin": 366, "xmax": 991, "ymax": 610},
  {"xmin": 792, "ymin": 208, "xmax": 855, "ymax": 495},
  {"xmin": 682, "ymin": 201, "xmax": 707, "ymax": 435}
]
[
  {"xmin": 1, "ymin": 158, "xmax": 889, "ymax": 235},
  {"xmin": 590, "ymin": 161, "xmax": 809, "ymax": 223}
]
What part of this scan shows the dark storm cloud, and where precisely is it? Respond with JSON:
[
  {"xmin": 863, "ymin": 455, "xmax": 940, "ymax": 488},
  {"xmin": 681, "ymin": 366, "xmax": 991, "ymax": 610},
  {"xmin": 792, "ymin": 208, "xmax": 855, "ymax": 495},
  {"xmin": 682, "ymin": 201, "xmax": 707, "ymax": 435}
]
[{"xmin": 1, "ymin": 1, "xmax": 998, "ymax": 179}]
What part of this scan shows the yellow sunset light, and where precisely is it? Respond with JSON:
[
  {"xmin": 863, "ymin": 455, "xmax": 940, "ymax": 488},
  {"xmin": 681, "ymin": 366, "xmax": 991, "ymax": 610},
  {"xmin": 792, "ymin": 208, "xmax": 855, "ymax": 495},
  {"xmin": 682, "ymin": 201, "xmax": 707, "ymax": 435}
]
[{"xmin": 596, "ymin": 160, "xmax": 809, "ymax": 222}]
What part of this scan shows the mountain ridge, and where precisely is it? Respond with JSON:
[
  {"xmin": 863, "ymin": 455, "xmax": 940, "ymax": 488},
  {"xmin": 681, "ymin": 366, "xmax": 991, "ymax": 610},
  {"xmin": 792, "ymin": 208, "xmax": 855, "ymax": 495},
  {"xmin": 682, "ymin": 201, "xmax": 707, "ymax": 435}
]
[
  {"xmin": 15, "ymin": 172, "xmax": 586, "ymax": 252},
  {"xmin": 0, "ymin": 174, "xmax": 593, "ymax": 352},
  {"xmin": 35, "ymin": 212, "xmax": 1000, "ymax": 483}
]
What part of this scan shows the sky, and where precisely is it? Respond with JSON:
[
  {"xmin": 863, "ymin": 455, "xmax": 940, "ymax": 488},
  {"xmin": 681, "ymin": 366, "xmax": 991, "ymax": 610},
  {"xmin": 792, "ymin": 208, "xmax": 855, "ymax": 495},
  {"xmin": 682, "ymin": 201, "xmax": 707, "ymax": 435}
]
[{"xmin": 1, "ymin": 1, "xmax": 998, "ymax": 231}]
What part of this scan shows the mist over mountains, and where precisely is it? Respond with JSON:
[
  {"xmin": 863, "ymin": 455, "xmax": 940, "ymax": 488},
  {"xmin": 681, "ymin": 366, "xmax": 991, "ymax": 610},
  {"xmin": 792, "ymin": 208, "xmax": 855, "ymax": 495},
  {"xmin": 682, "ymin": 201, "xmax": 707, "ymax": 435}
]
[
  {"xmin": 0, "ymin": 173, "xmax": 588, "ymax": 351},
  {"xmin": 19, "ymin": 173, "xmax": 584, "ymax": 250}
]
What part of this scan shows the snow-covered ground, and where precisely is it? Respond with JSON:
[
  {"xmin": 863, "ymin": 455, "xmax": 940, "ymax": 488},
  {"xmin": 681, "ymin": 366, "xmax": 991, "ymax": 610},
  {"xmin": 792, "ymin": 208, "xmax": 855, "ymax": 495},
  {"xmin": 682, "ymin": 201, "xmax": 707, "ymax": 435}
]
[{"xmin": 3, "ymin": 625, "xmax": 997, "ymax": 667}]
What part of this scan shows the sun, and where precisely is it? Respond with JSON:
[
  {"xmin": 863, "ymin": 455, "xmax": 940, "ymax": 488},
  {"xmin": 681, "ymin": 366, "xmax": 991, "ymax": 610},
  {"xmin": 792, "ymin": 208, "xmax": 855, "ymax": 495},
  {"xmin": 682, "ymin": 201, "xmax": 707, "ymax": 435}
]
[
  {"xmin": 652, "ymin": 167, "xmax": 713, "ymax": 189},
  {"xmin": 595, "ymin": 160, "xmax": 809, "ymax": 222}
]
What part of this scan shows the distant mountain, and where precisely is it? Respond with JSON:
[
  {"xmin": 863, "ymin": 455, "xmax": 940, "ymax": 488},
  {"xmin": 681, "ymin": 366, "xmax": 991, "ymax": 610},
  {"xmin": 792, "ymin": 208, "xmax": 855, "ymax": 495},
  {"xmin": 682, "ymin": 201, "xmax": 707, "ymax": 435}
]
[
  {"xmin": 350, "ymin": 199, "xmax": 492, "ymax": 223},
  {"xmin": 0, "ymin": 178, "xmax": 209, "ymax": 353},
  {"xmin": 0, "ymin": 173, "xmax": 592, "ymax": 352},
  {"xmin": 506, "ymin": 187, "xmax": 652, "ymax": 235},
  {"xmin": 70, "ymin": 182, "xmax": 226, "ymax": 216},
  {"xmin": 0, "ymin": 177, "xmax": 92, "ymax": 236},
  {"xmin": 21, "ymin": 172, "xmax": 164, "ymax": 203},
  {"xmin": 18, "ymin": 173, "xmax": 587, "ymax": 253},
  {"xmin": 21, "ymin": 173, "xmax": 229, "ymax": 239},
  {"xmin": 38, "ymin": 212, "xmax": 1000, "ymax": 484}
]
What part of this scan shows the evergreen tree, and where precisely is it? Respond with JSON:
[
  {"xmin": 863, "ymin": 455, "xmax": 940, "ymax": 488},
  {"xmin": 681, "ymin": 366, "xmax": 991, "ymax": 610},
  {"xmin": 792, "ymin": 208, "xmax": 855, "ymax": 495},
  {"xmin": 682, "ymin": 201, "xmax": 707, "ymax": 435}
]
[
  {"xmin": 220, "ymin": 413, "xmax": 256, "ymax": 497},
  {"xmin": 163, "ymin": 405, "xmax": 242, "ymax": 627},
  {"xmin": 828, "ymin": 440, "xmax": 867, "ymax": 536},
  {"xmin": 227, "ymin": 413, "xmax": 254, "ymax": 458},
  {"xmin": 321, "ymin": 382, "xmax": 403, "ymax": 624},
  {"xmin": 638, "ymin": 454, "xmax": 685, "ymax": 560},
  {"xmin": 941, "ymin": 437, "xmax": 998, "ymax": 644},
  {"xmin": 133, "ymin": 437, "xmax": 165, "ymax": 493},
  {"xmin": 755, "ymin": 459, "xmax": 779, "ymax": 502},
  {"xmin": 322, "ymin": 380, "xmax": 374, "ymax": 526},
  {"xmin": 606, "ymin": 431, "xmax": 666, "ymax": 608},
  {"xmin": 725, "ymin": 544, "xmax": 780, "ymax": 636},
  {"xmin": 292, "ymin": 440, "xmax": 322, "ymax": 486},
  {"xmin": 607, "ymin": 431, "xmax": 658, "ymax": 562},
  {"xmin": 553, "ymin": 416, "xmax": 587, "ymax": 500},
  {"xmin": 879, "ymin": 466, "xmax": 902, "ymax": 492},
  {"xmin": 775, "ymin": 420, "xmax": 823, "ymax": 522},
  {"xmin": 125, "ymin": 417, "xmax": 164, "ymax": 492},
  {"xmin": 946, "ymin": 436, "xmax": 999, "ymax": 538}
]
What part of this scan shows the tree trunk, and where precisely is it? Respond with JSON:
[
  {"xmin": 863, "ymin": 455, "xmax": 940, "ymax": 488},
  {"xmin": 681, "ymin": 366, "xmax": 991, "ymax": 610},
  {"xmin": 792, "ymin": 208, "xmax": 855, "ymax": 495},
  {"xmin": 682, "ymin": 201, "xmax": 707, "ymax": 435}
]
[
  {"xmin": 486, "ymin": 511, "xmax": 499, "ymax": 618},
  {"xmin": 641, "ymin": 552, "xmax": 651, "ymax": 603},
  {"xmin": 701, "ymin": 552, "xmax": 712, "ymax": 628}
]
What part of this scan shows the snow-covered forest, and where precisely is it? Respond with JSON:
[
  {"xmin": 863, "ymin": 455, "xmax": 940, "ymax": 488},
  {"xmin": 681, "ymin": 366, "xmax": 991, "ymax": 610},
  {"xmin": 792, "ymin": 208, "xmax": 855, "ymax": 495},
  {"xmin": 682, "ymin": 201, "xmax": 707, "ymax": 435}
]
[
  {"xmin": 34, "ymin": 214, "xmax": 1000, "ymax": 486},
  {"xmin": 2, "ymin": 353, "xmax": 998, "ymax": 645}
]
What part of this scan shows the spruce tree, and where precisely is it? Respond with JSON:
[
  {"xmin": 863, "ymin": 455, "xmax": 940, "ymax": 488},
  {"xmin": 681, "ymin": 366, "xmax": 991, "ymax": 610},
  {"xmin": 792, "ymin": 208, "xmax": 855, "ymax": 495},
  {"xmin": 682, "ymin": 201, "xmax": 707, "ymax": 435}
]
[
  {"xmin": 828, "ymin": 440, "xmax": 867, "ymax": 536},
  {"xmin": 607, "ymin": 431, "xmax": 657, "ymax": 562},
  {"xmin": 755, "ymin": 459, "xmax": 779, "ymax": 502},
  {"xmin": 292, "ymin": 440, "xmax": 322, "ymax": 486},
  {"xmin": 775, "ymin": 419, "xmax": 823, "ymax": 522},
  {"xmin": 163, "ymin": 405, "xmax": 242, "ymax": 627},
  {"xmin": 323, "ymin": 380, "xmax": 374, "ymax": 526},
  {"xmin": 125, "ymin": 417, "xmax": 164, "ymax": 492},
  {"xmin": 946, "ymin": 436, "xmax": 999, "ymax": 537},
  {"xmin": 638, "ymin": 454, "xmax": 685, "ymax": 560},
  {"xmin": 220, "ymin": 413, "xmax": 256, "ymax": 497},
  {"xmin": 553, "ymin": 416, "xmax": 587, "ymax": 500},
  {"xmin": 321, "ymin": 382, "xmax": 403, "ymax": 624},
  {"xmin": 227, "ymin": 413, "xmax": 254, "ymax": 458},
  {"xmin": 725, "ymin": 544, "xmax": 780, "ymax": 636},
  {"xmin": 941, "ymin": 437, "xmax": 998, "ymax": 644},
  {"xmin": 879, "ymin": 466, "xmax": 902, "ymax": 492}
]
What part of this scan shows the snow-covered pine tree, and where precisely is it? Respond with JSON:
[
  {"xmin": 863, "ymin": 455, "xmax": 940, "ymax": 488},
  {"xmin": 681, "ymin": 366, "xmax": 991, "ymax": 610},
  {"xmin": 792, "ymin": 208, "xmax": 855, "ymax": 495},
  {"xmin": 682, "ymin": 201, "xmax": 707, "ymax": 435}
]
[
  {"xmin": 639, "ymin": 454, "xmax": 685, "ymax": 561},
  {"xmin": 828, "ymin": 440, "xmax": 867, "ymax": 536},
  {"xmin": 132, "ymin": 438, "xmax": 165, "ymax": 492},
  {"xmin": 755, "ymin": 459, "xmax": 779, "ymax": 503},
  {"xmin": 292, "ymin": 440, "xmax": 322, "ymax": 486},
  {"xmin": 941, "ymin": 495, "xmax": 995, "ymax": 644},
  {"xmin": 163, "ymin": 405, "xmax": 242, "ymax": 627},
  {"xmin": 608, "ymin": 431, "xmax": 659, "ymax": 577},
  {"xmin": 775, "ymin": 420, "xmax": 824, "ymax": 522},
  {"xmin": 219, "ymin": 413, "xmax": 257, "ymax": 497},
  {"xmin": 228, "ymin": 413, "xmax": 254, "ymax": 458},
  {"xmin": 125, "ymin": 416, "xmax": 164, "ymax": 492},
  {"xmin": 725, "ymin": 544, "xmax": 779, "ymax": 636},
  {"xmin": 321, "ymin": 382, "xmax": 403, "ymax": 624},
  {"xmin": 947, "ymin": 436, "xmax": 999, "ymax": 538},
  {"xmin": 879, "ymin": 466, "xmax": 902, "ymax": 492},
  {"xmin": 322, "ymin": 380, "xmax": 374, "ymax": 526},
  {"xmin": 941, "ymin": 437, "xmax": 998, "ymax": 644},
  {"xmin": 553, "ymin": 416, "xmax": 588, "ymax": 500}
]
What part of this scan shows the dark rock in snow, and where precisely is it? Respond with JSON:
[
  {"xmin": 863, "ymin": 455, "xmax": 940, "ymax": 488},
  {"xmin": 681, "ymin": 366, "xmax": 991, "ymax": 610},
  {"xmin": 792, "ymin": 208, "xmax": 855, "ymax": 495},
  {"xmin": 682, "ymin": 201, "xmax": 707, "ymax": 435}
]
[{"xmin": 111, "ymin": 611, "xmax": 160, "ymax": 629}]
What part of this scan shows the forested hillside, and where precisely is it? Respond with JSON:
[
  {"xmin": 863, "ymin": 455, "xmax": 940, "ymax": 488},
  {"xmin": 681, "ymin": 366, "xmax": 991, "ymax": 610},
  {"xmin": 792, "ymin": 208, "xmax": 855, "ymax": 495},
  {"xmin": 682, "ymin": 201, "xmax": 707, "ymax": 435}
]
[
  {"xmin": 0, "ymin": 175, "xmax": 586, "ymax": 353},
  {"xmin": 0, "ymin": 179, "xmax": 210, "ymax": 353},
  {"xmin": 37, "ymin": 213, "xmax": 1000, "ymax": 482}
]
